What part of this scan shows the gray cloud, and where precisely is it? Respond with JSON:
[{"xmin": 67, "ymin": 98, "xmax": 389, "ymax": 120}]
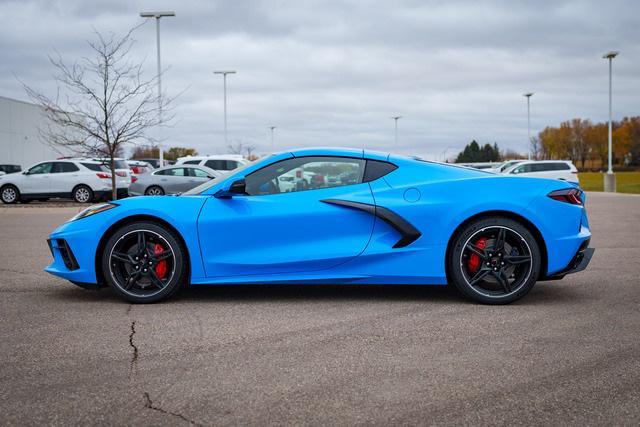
[{"xmin": 1, "ymin": 0, "xmax": 638, "ymax": 159}]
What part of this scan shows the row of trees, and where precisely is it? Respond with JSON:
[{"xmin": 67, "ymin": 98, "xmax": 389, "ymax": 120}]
[
  {"xmin": 454, "ymin": 141, "xmax": 502, "ymax": 163},
  {"xmin": 131, "ymin": 146, "xmax": 197, "ymax": 162},
  {"xmin": 536, "ymin": 117, "xmax": 640, "ymax": 168}
]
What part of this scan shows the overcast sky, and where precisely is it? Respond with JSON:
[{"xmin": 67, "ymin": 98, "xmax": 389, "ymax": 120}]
[{"xmin": 1, "ymin": 0, "xmax": 638, "ymax": 159}]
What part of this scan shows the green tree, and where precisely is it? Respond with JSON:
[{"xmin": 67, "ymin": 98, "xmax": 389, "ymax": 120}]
[{"xmin": 455, "ymin": 140, "xmax": 501, "ymax": 163}]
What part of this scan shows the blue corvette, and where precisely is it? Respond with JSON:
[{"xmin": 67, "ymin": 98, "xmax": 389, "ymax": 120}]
[{"xmin": 45, "ymin": 148, "xmax": 594, "ymax": 304}]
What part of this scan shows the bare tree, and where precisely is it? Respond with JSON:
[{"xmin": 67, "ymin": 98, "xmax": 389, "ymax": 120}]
[
  {"xmin": 227, "ymin": 140, "xmax": 255, "ymax": 159},
  {"xmin": 23, "ymin": 26, "xmax": 173, "ymax": 200},
  {"xmin": 530, "ymin": 136, "xmax": 541, "ymax": 160}
]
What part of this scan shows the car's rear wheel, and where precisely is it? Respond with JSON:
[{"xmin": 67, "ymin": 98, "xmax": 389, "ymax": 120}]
[
  {"xmin": 449, "ymin": 217, "xmax": 541, "ymax": 304},
  {"xmin": 73, "ymin": 185, "xmax": 94, "ymax": 203},
  {"xmin": 1, "ymin": 185, "xmax": 19, "ymax": 204},
  {"xmin": 145, "ymin": 186, "xmax": 164, "ymax": 196},
  {"xmin": 101, "ymin": 222, "xmax": 186, "ymax": 303}
]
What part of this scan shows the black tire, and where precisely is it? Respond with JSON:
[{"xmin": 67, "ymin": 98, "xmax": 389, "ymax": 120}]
[
  {"xmin": 145, "ymin": 186, "xmax": 165, "ymax": 196},
  {"xmin": 101, "ymin": 221, "xmax": 187, "ymax": 303},
  {"xmin": 1, "ymin": 185, "xmax": 20, "ymax": 204},
  {"xmin": 448, "ymin": 217, "xmax": 541, "ymax": 304},
  {"xmin": 72, "ymin": 185, "xmax": 94, "ymax": 203}
]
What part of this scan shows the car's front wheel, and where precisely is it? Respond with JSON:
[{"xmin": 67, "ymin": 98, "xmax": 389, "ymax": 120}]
[
  {"xmin": 448, "ymin": 217, "xmax": 541, "ymax": 304},
  {"xmin": 101, "ymin": 221, "xmax": 186, "ymax": 303},
  {"xmin": 1, "ymin": 185, "xmax": 20, "ymax": 204}
]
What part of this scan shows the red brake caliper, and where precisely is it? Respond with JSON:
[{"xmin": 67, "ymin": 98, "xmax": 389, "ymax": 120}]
[
  {"xmin": 468, "ymin": 237, "xmax": 487, "ymax": 273},
  {"xmin": 153, "ymin": 243, "xmax": 167, "ymax": 279}
]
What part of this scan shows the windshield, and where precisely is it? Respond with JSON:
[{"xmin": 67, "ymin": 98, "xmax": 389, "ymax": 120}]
[
  {"xmin": 183, "ymin": 158, "xmax": 259, "ymax": 195},
  {"xmin": 499, "ymin": 160, "xmax": 521, "ymax": 172}
]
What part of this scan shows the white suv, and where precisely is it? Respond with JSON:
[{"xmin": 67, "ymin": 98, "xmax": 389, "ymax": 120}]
[
  {"xmin": 504, "ymin": 160, "xmax": 579, "ymax": 184},
  {"xmin": 175, "ymin": 154, "xmax": 248, "ymax": 172},
  {"xmin": 0, "ymin": 160, "xmax": 129, "ymax": 204}
]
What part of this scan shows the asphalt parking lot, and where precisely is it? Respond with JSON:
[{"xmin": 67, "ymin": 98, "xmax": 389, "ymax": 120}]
[{"xmin": 1, "ymin": 192, "xmax": 639, "ymax": 425}]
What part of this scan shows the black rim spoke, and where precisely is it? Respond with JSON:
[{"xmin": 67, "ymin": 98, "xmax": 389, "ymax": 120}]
[
  {"xmin": 504, "ymin": 254, "xmax": 531, "ymax": 265},
  {"xmin": 494, "ymin": 269, "xmax": 511, "ymax": 293},
  {"xmin": 152, "ymin": 250, "xmax": 172, "ymax": 262},
  {"xmin": 125, "ymin": 272, "xmax": 141, "ymax": 289},
  {"xmin": 465, "ymin": 243, "xmax": 487, "ymax": 259},
  {"xmin": 112, "ymin": 251, "xmax": 135, "ymax": 265},
  {"xmin": 494, "ymin": 228, "xmax": 506, "ymax": 251},
  {"xmin": 148, "ymin": 269, "xmax": 166, "ymax": 289},
  {"xmin": 137, "ymin": 231, "xmax": 146, "ymax": 253},
  {"xmin": 468, "ymin": 268, "xmax": 491, "ymax": 286}
]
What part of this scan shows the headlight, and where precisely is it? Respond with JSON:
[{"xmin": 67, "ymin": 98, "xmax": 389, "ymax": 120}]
[{"xmin": 70, "ymin": 203, "xmax": 118, "ymax": 221}]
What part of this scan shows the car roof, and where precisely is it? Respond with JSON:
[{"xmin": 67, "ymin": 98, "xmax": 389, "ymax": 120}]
[{"xmin": 288, "ymin": 147, "xmax": 393, "ymax": 160}]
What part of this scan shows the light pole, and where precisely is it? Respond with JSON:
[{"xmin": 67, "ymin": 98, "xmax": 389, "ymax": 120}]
[
  {"xmin": 269, "ymin": 126, "xmax": 276, "ymax": 148},
  {"xmin": 603, "ymin": 51, "xmax": 618, "ymax": 192},
  {"xmin": 214, "ymin": 70, "xmax": 236, "ymax": 145},
  {"xmin": 140, "ymin": 11, "xmax": 175, "ymax": 166},
  {"xmin": 391, "ymin": 116, "xmax": 401, "ymax": 144},
  {"xmin": 523, "ymin": 93, "xmax": 534, "ymax": 160}
]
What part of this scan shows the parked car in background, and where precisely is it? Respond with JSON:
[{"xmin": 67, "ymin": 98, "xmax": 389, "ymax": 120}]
[
  {"xmin": 504, "ymin": 160, "xmax": 579, "ymax": 183},
  {"xmin": 176, "ymin": 154, "xmax": 248, "ymax": 173},
  {"xmin": 132, "ymin": 158, "xmax": 162, "ymax": 168},
  {"xmin": 0, "ymin": 160, "xmax": 128, "ymax": 204},
  {"xmin": 127, "ymin": 160, "xmax": 154, "ymax": 181},
  {"xmin": 0, "ymin": 164, "xmax": 21, "ymax": 176},
  {"xmin": 128, "ymin": 165, "xmax": 221, "ymax": 196},
  {"xmin": 84, "ymin": 158, "xmax": 133, "ymax": 185},
  {"xmin": 491, "ymin": 160, "xmax": 522, "ymax": 173},
  {"xmin": 458, "ymin": 162, "xmax": 501, "ymax": 170}
]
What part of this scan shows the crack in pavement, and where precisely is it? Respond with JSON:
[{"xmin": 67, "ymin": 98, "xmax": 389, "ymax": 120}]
[
  {"xmin": 129, "ymin": 321, "xmax": 139, "ymax": 372},
  {"xmin": 144, "ymin": 392, "xmax": 203, "ymax": 426}
]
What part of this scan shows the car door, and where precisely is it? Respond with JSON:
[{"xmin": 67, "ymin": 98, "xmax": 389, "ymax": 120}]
[
  {"xmin": 197, "ymin": 156, "xmax": 375, "ymax": 277},
  {"xmin": 50, "ymin": 162, "xmax": 81, "ymax": 194},
  {"xmin": 21, "ymin": 162, "xmax": 54, "ymax": 195}
]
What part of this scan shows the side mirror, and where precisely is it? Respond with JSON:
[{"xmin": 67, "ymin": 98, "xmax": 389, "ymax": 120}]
[
  {"xmin": 512, "ymin": 169, "xmax": 519, "ymax": 174},
  {"xmin": 22, "ymin": 170, "xmax": 30, "ymax": 175},
  {"xmin": 214, "ymin": 178, "xmax": 246, "ymax": 199}
]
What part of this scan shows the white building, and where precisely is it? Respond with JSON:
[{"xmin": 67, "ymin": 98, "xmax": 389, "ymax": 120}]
[{"xmin": 0, "ymin": 95, "xmax": 72, "ymax": 168}]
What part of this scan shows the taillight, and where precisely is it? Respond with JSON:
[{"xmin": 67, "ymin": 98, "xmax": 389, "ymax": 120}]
[
  {"xmin": 96, "ymin": 173, "xmax": 111, "ymax": 179},
  {"xmin": 548, "ymin": 188, "xmax": 583, "ymax": 205},
  {"xmin": 131, "ymin": 176, "xmax": 138, "ymax": 183},
  {"xmin": 115, "ymin": 171, "xmax": 127, "ymax": 177}
]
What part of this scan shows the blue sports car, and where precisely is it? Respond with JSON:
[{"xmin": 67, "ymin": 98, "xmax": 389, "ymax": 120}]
[{"xmin": 45, "ymin": 147, "xmax": 594, "ymax": 304}]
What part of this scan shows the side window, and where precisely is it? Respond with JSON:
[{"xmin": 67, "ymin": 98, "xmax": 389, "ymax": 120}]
[
  {"xmin": 183, "ymin": 160, "xmax": 200, "ymax": 165},
  {"xmin": 363, "ymin": 160, "xmax": 397, "ymax": 182},
  {"xmin": 81, "ymin": 163, "xmax": 104, "ymax": 172},
  {"xmin": 28, "ymin": 162, "xmax": 53, "ymax": 174},
  {"xmin": 226, "ymin": 160, "xmax": 239, "ymax": 170},
  {"xmin": 554, "ymin": 162, "xmax": 570, "ymax": 170},
  {"xmin": 245, "ymin": 156, "xmax": 365, "ymax": 196},
  {"xmin": 53, "ymin": 162, "xmax": 80, "ymax": 173},
  {"xmin": 192, "ymin": 168, "xmax": 212, "ymax": 178},
  {"xmin": 531, "ymin": 163, "xmax": 548, "ymax": 172},
  {"xmin": 205, "ymin": 160, "xmax": 226, "ymax": 170},
  {"xmin": 168, "ymin": 168, "xmax": 187, "ymax": 177}
]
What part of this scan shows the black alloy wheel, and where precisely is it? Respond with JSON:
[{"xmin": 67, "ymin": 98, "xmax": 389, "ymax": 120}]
[
  {"xmin": 449, "ymin": 217, "xmax": 541, "ymax": 304},
  {"xmin": 102, "ymin": 222, "xmax": 186, "ymax": 303}
]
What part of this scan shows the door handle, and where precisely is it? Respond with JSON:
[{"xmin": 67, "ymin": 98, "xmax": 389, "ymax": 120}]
[{"xmin": 321, "ymin": 199, "xmax": 422, "ymax": 248}]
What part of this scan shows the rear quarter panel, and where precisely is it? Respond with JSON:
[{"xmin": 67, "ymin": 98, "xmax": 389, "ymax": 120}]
[{"xmin": 351, "ymin": 159, "xmax": 585, "ymax": 280}]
